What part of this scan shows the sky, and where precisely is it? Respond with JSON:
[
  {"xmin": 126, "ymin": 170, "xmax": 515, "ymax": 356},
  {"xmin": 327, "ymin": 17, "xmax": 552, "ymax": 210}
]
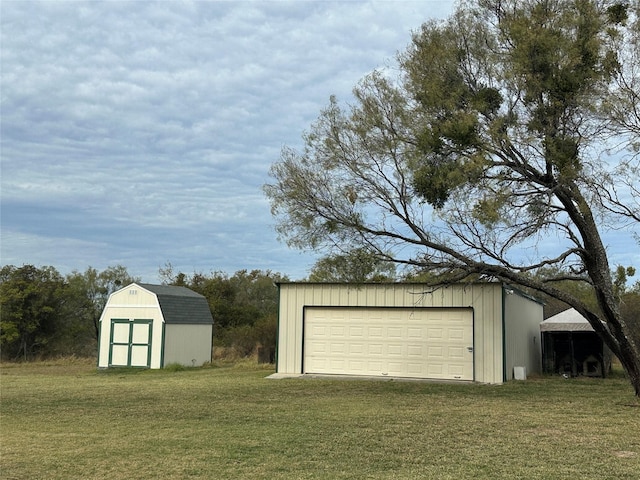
[
  {"xmin": 1, "ymin": 0, "xmax": 458, "ymax": 282},
  {"xmin": 1, "ymin": 0, "xmax": 638, "ymax": 284}
]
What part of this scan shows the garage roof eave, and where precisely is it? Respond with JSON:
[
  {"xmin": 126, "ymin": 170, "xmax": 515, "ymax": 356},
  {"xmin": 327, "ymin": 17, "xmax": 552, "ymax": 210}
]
[{"xmin": 274, "ymin": 280, "xmax": 503, "ymax": 287}]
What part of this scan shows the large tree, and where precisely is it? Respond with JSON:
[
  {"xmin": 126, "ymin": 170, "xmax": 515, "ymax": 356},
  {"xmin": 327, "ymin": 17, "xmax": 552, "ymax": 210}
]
[{"xmin": 265, "ymin": 0, "xmax": 640, "ymax": 394}]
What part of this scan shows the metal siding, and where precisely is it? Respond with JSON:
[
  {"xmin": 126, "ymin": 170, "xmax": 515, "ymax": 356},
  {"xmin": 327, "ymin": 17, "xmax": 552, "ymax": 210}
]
[
  {"xmin": 163, "ymin": 324, "xmax": 213, "ymax": 367},
  {"xmin": 473, "ymin": 285, "xmax": 503, "ymax": 385},
  {"xmin": 490, "ymin": 286, "xmax": 504, "ymax": 384},
  {"xmin": 503, "ymin": 289, "xmax": 543, "ymax": 380},
  {"xmin": 277, "ymin": 283, "xmax": 511, "ymax": 384}
]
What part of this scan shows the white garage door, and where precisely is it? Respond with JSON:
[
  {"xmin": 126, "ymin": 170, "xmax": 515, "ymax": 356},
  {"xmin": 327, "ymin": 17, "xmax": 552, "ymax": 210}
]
[{"xmin": 303, "ymin": 307, "xmax": 474, "ymax": 380}]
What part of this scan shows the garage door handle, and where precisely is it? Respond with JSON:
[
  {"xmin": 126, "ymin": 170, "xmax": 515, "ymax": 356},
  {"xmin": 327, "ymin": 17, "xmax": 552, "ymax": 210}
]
[{"xmin": 467, "ymin": 346, "xmax": 474, "ymax": 353}]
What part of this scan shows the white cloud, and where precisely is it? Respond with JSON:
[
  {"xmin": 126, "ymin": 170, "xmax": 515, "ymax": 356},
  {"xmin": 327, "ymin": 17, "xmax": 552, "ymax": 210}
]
[{"xmin": 0, "ymin": 0, "xmax": 455, "ymax": 280}]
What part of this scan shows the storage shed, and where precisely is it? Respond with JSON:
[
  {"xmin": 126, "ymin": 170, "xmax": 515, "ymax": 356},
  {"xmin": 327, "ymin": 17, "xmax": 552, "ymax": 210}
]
[
  {"xmin": 540, "ymin": 308, "xmax": 611, "ymax": 377},
  {"xmin": 271, "ymin": 282, "xmax": 543, "ymax": 384},
  {"xmin": 98, "ymin": 283, "xmax": 213, "ymax": 369}
]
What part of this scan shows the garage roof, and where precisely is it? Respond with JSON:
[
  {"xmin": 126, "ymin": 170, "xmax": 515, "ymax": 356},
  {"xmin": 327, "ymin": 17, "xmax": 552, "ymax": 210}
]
[
  {"xmin": 540, "ymin": 308, "xmax": 594, "ymax": 332},
  {"xmin": 138, "ymin": 283, "xmax": 213, "ymax": 325}
]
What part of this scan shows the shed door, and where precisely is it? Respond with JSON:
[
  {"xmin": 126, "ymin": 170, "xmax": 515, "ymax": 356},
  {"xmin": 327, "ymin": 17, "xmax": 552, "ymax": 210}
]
[
  {"xmin": 303, "ymin": 307, "xmax": 473, "ymax": 380},
  {"xmin": 109, "ymin": 319, "xmax": 152, "ymax": 367}
]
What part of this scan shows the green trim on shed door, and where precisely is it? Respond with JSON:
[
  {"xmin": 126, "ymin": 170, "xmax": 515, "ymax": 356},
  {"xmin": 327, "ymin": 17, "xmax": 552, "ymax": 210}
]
[
  {"xmin": 108, "ymin": 319, "xmax": 153, "ymax": 368},
  {"xmin": 131, "ymin": 319, "xmax": 153, "ymax": 367}
]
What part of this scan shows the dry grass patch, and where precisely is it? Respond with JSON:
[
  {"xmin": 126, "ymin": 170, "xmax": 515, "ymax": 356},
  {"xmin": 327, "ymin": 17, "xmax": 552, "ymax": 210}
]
[{"xmin": 1, "ymin": 362, "xmax": 639, "ymax": 479}]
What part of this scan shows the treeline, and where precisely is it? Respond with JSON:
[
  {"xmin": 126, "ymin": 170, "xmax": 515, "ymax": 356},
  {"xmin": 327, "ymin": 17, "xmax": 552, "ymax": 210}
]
[
  {"xmin": 159, "ymin": 264, "xmax": 288, "ymax": 359},
  {"xmin": 0, "ymin": 264, "xmax": 287, "ymax": 362},
  {"xmin": 2, "ymin": 261, "xmax": 638, "ymax": 362}
]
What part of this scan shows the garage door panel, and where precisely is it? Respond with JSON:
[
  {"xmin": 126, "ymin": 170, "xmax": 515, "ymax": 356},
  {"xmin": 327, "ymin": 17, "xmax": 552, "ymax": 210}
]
[
  {"xmin": 309, "ymin": 343, "xmax": 326, "ymax": 354},
  {"xmin": 349, "ymin": 360, "xmax": 364, "ymax": 372},
  {"xmin": 427, "ymin": 328, "xmax": 443, "ymax": 340},
  {"xmin": 407, "ymin": 363, "xmax": 424, "ymax": 375},
  {"xmin": 408, "ymin": 328, "xmax": 423, "ymax": 339},
  {"xmin": 307, "ymin": 357, "xmax": 326, "ymax": 371},
  {"xmin": 408, "ymin": 345, "xmax": 422, "ymax": 356},
  {"xmin": 330, "ymin": 359, "xmax": 345, "ymax": 370},
  {"xmin": 304, "ymin": 307, "xmax": 473, "ymax": 380},
  {"xmin": 448, "ymin": 328, "xmax": 465, "ymax": 340},
  {"xmin": 349, "ymin": 326, "xmax": 364, "ymax": 337},
  {"xmin": 428, "ymin": 346, "xmax": 443, "ymax": 358},
  {"xmin": 331, "ymin": 326, "xmax": 345, "ymax": 336},
  {"xmin": 388, "ymin": 327, "xmax": 402, "ymax": 338},
  {"xmin": 368, "ymin": 327, "xmax": 383, "ymax": 337},
  {"xmin": 448, "ymin": 346, "xmax": 464, "ymax": 359},
  {"xmin": 388, "ymin": 362, "xmax": 404, "ymax": 375},
  {"xmin": 311, "ymin": 325, "xmax": 327, "ymax": 337}
]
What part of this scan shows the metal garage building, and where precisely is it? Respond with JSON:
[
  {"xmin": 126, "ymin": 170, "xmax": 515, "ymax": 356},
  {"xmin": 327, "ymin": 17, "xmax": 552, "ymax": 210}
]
[
  {"xmin": 97, "ymin": 283, "xmax": 213, "ymax": 369},
  {"xmin": 271, "ymin": 282, "xmax": 542, "ymax": 384}
]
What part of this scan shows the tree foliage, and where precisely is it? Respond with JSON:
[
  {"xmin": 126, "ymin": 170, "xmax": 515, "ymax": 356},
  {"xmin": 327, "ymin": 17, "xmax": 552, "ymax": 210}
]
[
  {"xmin": 160, "ymin": 266, "xmax": 288, "ymax": 356},
  {"xmin": 0, "ymin": 265, "xmax": 66, "ymax": 360},
  {"xmin": 265, "ymin": 0, "xmax": 640, "ymax": 394},
  {"xmin": 66, "ymin": 266, "xmax": 140, "ymax": 343},
  {"xmin": 0, "ymin": 264, "xmax": 139, "ymax": 360},
  {"xmin": 308, "ymin": 248, "xmax": 397, "ymax": 282}
]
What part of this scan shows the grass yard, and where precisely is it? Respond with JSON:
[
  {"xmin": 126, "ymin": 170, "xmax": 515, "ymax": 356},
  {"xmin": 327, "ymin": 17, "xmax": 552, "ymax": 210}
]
[{"xmin": 1, "ymin": 359, "xmax": 639, "ymax": 480}]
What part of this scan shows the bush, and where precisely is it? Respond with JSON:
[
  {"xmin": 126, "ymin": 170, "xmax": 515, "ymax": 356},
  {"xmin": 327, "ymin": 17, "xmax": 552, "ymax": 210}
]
[
  {"xmin": 163, "ymin": 363, "xmax": 187, "ymax": 372},
  {"xmin": 215, "ymin": 315, "xmax": 277, "ymax": 359}
]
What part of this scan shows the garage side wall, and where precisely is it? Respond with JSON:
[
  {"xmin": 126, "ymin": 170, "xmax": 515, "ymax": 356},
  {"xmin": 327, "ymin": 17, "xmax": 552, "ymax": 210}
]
[
  {"xmin": 503, "ymin": 288, "xmax": 543, "ymax": 380},
  {"xmin": 276, "ymin": 283, "xmax": 505, "ymax": 384}
]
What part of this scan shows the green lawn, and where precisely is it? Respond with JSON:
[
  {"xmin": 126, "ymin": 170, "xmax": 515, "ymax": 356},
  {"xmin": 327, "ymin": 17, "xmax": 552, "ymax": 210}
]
[{"xmin": 1, "ymin": 359, "xmax": 639, "ymax": 479}]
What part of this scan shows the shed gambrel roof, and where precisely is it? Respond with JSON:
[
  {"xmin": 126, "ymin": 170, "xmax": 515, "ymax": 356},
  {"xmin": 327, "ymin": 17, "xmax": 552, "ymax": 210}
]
[{"xmin": 138, "ymin": 283, "xmax": 213, "ymax": 325}]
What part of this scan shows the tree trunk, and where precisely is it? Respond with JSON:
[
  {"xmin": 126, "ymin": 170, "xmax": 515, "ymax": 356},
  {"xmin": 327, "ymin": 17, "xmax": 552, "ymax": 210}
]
[
  {"xmin": 557, "ymin": 186, "xmax": 640, "ymax": 396},
  {"xmin": 616, "ymin": 344, "xmax": 640, "ymax": 397}
]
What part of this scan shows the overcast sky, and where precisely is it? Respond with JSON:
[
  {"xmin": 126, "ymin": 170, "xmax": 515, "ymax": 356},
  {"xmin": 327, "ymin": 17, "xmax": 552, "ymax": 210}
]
[{"xmin": 2, "ymin": 0, "xmax": 638, "ymax": 283}]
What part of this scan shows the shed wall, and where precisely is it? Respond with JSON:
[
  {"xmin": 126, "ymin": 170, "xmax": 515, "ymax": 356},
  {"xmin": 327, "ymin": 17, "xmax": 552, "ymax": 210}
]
[
  {"xmin": 163, "ymin": 324, "xmax": 213, "ymax": 367},
  {"xmin": 276, "ymin": 283, "xmax": 505, "ymax": 384}
]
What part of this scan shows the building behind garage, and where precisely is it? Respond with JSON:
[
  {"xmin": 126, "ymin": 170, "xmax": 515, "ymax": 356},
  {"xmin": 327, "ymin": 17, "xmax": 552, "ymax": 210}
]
[{"xmin": 273, "ymin": 282, "xmax": 542, "ymax": 384}]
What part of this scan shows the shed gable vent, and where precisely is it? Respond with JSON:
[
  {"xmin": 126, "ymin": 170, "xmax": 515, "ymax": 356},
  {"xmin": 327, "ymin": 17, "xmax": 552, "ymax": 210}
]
[{"xmin": 129, "ymin": 289, "xmax": 137, "ymax": 295}]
